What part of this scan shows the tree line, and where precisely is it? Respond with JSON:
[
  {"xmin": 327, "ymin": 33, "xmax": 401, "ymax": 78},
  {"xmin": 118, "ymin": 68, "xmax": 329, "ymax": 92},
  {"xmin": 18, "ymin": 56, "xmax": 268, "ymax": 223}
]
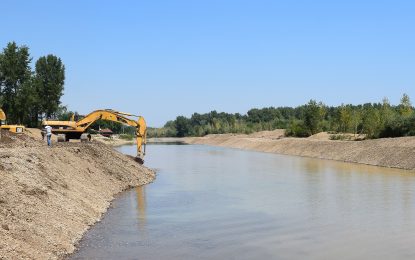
[
  {"xmin": 148, "ymin": 94, "xmax": 415, "ymax": 139},
  {"xmin": 2, "ymin": 41, "xmax": 413, "ymax": 140},
  {"xmin": 0, "ymin": 42, "xmax": 65, "ymax": 127}
]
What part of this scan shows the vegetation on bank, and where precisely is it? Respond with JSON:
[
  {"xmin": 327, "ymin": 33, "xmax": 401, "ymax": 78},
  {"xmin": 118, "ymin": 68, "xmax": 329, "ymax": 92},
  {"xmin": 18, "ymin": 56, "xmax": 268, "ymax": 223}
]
[
  {"xmin": 0, "ymin": 42, "xmax": 65, "ymax": 127},
  {"xmin": 148, "ymin": 95, "xmax": 415, "ymax": 139},
  {"xmin": 1, "ymin": 42, "xmax": 413, "ymax": 141}
]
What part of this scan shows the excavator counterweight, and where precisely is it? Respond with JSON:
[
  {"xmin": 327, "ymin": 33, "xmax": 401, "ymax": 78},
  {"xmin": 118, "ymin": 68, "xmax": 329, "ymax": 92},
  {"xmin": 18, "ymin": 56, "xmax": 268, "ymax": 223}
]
[
  {"xmin": 0, "ymin": 108, "xmax": 25, "ymax": 134},
  {"xmin": 42, "ymin": 109, "xmax": 147, "ymax": 164}
]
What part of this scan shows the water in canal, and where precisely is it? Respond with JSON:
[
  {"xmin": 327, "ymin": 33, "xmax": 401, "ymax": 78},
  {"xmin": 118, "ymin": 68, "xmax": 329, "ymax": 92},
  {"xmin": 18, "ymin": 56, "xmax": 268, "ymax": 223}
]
[{"xmin": 71, "ymin": 144, "xmax": 415, "ymax": 259}]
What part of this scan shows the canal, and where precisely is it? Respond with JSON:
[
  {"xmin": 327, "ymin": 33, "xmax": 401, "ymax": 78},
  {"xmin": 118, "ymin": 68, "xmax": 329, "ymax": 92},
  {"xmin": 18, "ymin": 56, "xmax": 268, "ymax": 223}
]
[{"xmin": 71, "ymin": 144, "xmax": 415, "ymax": 259}]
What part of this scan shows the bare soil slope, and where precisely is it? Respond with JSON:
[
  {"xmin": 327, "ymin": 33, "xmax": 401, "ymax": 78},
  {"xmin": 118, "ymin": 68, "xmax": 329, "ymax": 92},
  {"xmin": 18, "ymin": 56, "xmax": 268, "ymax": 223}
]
[
  {"xmin": 185, "ymin": 131, "xmax": 415, "ymax": 170},
  {"xmin": 0, "ymin": 131, "xmax": 155, "ymax": 259},
  {"xmin": 92, "ymin": 134, "xmax": 135, "ymax": 146}
]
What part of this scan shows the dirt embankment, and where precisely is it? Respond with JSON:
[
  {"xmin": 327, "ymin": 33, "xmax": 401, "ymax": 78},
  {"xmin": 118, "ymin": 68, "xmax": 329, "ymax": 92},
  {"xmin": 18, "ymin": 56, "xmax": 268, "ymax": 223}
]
[
  {"xmin": 0, "ymin": 130, "xmax": 155, "ymax": 259},
  {"xmin": 184, "ymin": 130, "xmax": 415, "ymax": 170},
  {"xmin": 91, "ymin": 134, "xmax": 135, "ymax": 146},
  {"xmin": 147, "ymin": 137, "xmax": 187, "ymax": 144}
]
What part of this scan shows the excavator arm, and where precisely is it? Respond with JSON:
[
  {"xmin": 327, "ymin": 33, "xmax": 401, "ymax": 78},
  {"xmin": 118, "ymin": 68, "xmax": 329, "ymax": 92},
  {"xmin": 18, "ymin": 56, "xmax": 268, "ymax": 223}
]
[
  {"xmin": 43, "ymin": 109, "xmax": 147, "ymax": 163},
  {"xmin": 76, "ymin": 110, "xmax": 141, "ymax": 130},
  {"xmin": 75, "ymin": 110, "xmax": 147, "ymax": 161}
]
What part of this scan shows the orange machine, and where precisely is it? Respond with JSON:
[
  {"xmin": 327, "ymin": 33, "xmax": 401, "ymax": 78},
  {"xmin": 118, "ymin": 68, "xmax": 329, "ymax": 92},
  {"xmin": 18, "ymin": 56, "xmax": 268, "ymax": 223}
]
[{"xmin": 42, "ymin": 109, "xmax": 147, "ymax": 163}]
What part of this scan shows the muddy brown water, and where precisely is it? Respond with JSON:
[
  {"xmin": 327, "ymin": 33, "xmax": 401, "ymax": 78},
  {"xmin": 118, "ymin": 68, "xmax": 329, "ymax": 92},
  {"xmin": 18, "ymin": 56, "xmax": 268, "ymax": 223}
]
[{"xmin": 71, "ymin": 144, "xmax": 415, "ymax": 259}]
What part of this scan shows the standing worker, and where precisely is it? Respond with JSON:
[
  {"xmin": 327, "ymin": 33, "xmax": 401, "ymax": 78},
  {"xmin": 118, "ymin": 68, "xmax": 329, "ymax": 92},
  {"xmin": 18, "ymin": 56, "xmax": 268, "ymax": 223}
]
[{"xmin": 44, "ymin": 124, "xmax": 52, "ymax": 146}]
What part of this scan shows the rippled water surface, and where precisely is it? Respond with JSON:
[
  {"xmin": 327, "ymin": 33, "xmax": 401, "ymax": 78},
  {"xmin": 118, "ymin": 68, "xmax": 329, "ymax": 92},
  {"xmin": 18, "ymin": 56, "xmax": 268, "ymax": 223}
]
[{"xmin": 71, "ymin": 144, "xmax": 415, "ymax": 259}]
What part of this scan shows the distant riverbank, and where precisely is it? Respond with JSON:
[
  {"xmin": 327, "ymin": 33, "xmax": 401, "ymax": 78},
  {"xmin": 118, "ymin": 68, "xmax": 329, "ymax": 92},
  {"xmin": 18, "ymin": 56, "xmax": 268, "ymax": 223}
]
[
  {"xmin": 147, "ymin": 137, "xmax": 187, "ymax": 144},
  {"xmin": 152, "ymin": 130, "xmax": 415, "ymax": 171}
]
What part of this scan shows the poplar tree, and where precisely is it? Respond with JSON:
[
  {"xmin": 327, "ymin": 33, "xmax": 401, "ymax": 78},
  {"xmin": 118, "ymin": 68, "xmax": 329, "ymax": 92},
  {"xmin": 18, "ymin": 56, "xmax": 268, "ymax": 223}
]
[
  {"xmin": 399, "ymin": 93, "xmax": 413, "ymax": 117},
  {"xmin": 0, "ymin": 42, "xmax": 32, "ymax": 123},
  {"xmin": 34, "ymin": 54, "xmax": 65, "ymax": 119}
]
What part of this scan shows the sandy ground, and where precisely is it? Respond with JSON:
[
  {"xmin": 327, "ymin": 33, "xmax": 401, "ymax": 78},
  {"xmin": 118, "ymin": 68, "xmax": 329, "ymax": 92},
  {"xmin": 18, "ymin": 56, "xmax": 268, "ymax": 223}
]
[
  {"xmin": 183, "ymin": 130, "xmax": 415, "ymax": 171},
  {"xmin": 0, "ymin": 130, "xmax": 155, "ymax": 259},
  {"xmin": 91, "ymin": 134, "xmax": 135, "ymax": 146},
  {"xmin": 147, "ymin": 137, "xmax": 187, "ymax": 144}
]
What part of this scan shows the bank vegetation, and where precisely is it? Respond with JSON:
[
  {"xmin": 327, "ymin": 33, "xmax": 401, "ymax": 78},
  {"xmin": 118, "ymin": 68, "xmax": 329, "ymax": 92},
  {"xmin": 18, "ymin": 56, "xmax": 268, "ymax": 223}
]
[{"xmin": 149, "ymin": 94, "xmax": 414, "ymax": 140}]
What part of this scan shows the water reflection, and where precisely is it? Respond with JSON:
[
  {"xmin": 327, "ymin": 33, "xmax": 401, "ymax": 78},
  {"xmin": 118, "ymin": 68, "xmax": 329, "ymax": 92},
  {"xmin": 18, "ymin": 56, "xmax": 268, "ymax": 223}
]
[
  {"xmin": 299, "ymin": 157, "xmax": 415, "ymax": 232},
  {"xmin": 135, "ymin": 185, "xmax": 147, "ymax": 230}
]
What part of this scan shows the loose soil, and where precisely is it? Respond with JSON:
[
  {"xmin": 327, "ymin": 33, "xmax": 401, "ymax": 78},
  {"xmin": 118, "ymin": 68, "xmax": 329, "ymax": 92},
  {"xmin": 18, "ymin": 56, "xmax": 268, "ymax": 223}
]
[
  {"xmin": 91, "ymin": 134, "xmax": 135, "ymax": 146},
  {"xmin": 0, "ymin": 130, "xmax": 155, "ymax": 259}
]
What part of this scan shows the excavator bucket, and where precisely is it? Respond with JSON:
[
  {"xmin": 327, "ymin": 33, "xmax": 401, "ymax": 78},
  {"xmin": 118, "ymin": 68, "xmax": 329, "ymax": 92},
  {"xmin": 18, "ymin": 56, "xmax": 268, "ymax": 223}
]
[
  {"xmin": 135, "ymin": 156, "xmax": 144, "ymax": 165},
  {"xmin": 126, "ymin": 155, "xmax": 144, "ymax": 165}
]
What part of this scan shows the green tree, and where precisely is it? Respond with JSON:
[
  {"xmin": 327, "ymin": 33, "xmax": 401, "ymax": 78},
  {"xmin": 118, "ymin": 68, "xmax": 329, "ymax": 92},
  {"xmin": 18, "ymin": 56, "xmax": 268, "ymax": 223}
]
[
  {"xmin": 0, "ymin": 42, "xmax": 32, "ymax": 123},
  {"xmin": 362, "ymin": 107, "xmax": 381, "ymax": 138},
  {"xmin": 350, "ymin": 108, "xmax": 362, "ymax": 136},
  {"xmin": 175, "ymin": 116, "xmax": 191, "ymax": 137},
  {"xmin": 338, "ymin": 104, "xmax": 352, "ymax": 132},
  {"xmin": 285, "ymin": 119, "xmax": 310, "ymax": 137},
  {"xmin": 304, "ymin": 100, "xmax": 325, "ymax": 135},
  {"xmin": 379, "ymin": 97, "xmax": 395, "ymax": 127},
  {"xmin": 399, "ymin": 93, "xmax": 413, "ymax": 117},
  {"xmin": 15, "ymin": 78, "xmax": 38, "ymax": 126},
  {"xmin": 34, "ymin": 54, "xmax": 65, "ymax": 119}
]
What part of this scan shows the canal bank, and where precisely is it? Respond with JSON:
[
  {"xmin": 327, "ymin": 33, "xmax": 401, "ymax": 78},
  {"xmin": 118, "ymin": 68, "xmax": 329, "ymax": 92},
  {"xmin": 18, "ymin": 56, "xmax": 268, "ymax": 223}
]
[
  {"xmin": 0, "ymin": 131, "xmax": 155, "ymax": 259},
  {"xmin": 176, "ymin": 130, "xmax": 415, "ymax": 171}
]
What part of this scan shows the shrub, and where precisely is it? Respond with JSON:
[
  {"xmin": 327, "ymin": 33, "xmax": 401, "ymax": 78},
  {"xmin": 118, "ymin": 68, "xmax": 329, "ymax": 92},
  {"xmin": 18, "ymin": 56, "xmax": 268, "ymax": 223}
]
[
  {"xmin": 379, "ymin": 115, "xmax": 415, "ymax": 138},
  {"xmin": 329, "ymin": 134, "xmax": 351, "ymax": 140},
  {"xmin": 285, "ymin": 120, "xmax": 310, "ymax": 137},
  {"xmin": 119, "ymin": 134, "xmax": 134, "ymax": 141}
]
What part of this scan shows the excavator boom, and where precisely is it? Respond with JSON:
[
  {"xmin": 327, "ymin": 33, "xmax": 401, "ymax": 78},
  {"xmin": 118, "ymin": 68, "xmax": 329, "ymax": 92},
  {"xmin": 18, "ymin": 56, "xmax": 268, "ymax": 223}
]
[{"xmin": 43, "ymin": 109, "xmax": 147, "ymax": 163}]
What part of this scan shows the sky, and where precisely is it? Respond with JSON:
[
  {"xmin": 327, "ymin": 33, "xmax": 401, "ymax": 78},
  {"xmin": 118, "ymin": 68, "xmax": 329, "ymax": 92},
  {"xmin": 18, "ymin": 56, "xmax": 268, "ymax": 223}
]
[{"xmin": 2, "ymin": 0, "xmax": 415, "ymax": 127}]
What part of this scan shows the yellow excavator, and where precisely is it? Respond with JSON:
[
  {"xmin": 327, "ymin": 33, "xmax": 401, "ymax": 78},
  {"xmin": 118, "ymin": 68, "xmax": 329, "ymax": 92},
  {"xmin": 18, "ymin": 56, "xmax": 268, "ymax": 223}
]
[
  {"xmin": 0, "ymin": 108, "xmax": 25, "ymax": 133},
  {"xmin": 42, "ymin": 109, "xmax": 147, "ymax": 164}
]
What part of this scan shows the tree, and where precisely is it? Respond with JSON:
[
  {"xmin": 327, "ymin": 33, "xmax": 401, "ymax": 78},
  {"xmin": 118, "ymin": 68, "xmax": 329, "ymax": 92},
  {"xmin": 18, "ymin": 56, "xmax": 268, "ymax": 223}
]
[
  {"xmin": 304, "ymin": 100, "xmax": 325, "ymax": 135},
  {"xmin": 0, "ymin": 42, "xmax": 32, "ymax": 123},
  {"xmin": 399, "ymin": 93, "xmax": 413, "ymax": 117},
  {"xmin": 350, "ymin": 108, "xmax": 362, "ymax": 136},
  {"xmin": 338, "ymin": 104, "xmax": 352, "ymax": 132},
  {"xmin": 285, "ymin": 119, "xmax": 310, "ymax": 137},
  {"xmin": 379, "ymin": 97, "xmax": 395, "ymax": 127},
  {"xmin": 175, "ymin": 116, "xmax": 191, "ymax": 137},
  {"xmin": 34, "ymin": 54, "xmax": 65, "ymax": 119},
  {"xmin": 15, "ymin": 78, "xmax": 38, "ymax": 126},
  {"xmin": 362, "ymin": 107, "xmax": 381, "ymax": 138}
]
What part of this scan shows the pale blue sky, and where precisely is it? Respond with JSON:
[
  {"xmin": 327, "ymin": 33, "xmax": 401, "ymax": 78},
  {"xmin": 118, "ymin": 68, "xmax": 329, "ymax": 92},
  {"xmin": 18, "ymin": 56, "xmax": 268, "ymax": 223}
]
[{"xmin": 2, "ymin": 0, "xmax": 414, "ymax": 126}]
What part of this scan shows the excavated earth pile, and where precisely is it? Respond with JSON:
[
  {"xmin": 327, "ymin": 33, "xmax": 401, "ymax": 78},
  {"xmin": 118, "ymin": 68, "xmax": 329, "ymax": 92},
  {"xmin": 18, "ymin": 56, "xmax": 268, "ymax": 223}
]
[{"xmin": 0, "ymin": 131, "xmax": 155, "ymax": 259}]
